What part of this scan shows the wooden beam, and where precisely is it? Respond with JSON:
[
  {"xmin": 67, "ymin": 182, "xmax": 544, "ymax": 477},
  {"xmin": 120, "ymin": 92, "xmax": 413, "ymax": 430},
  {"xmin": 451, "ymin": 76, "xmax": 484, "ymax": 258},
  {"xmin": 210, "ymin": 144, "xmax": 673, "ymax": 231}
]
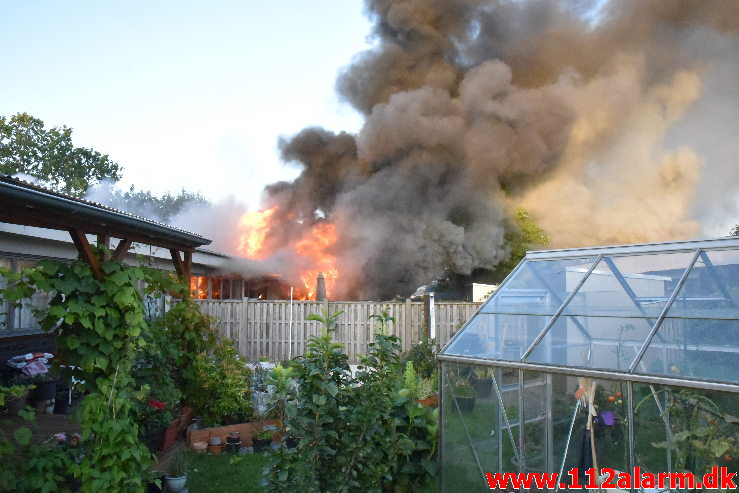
[
  {"xmin": 69, "ymin": 229, "xmax": 105, "ymax": 281},
  {"xmin": 96, "ymin": 235, "xmax": 110, "ymax": 248},
  {"xmin": 113, "ymin": 239, "xmax": 133, "ymax": 261},
  {"xmin": 0, "ymin": 202, "xmax": 198, "ymax": 253},
  {"xmin": 170, "ymin": 249, "xmax": 186, "ymax": 277},
  {"xmin": 183, "ymin": 251, "xmax": 192, "ymax": 279}
]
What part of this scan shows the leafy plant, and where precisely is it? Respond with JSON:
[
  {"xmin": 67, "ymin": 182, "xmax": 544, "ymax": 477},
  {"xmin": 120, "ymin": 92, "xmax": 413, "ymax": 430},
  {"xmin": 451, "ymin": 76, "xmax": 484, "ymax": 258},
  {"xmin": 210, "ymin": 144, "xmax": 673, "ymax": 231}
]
[
  {"xmin": 188, "ymin": 342, "xmax": 253, "ymax": 427},
  {"xmin": 452, "ymin": 380, "xmax": 476, "ymax": 398},
  {"xmin": 646, "ymin": 388, "xmax": 738, "ymax": 476},
  {"xmin": 166, "ymin": 450, "xmax": 191, "ymax": 478},
  {"xmin": 263, "ymin": 310, "xmax": 438, "ymax": 492},
  {"xmin": 255, "ymin": 428, "xmax": 276, "ymax": 441},
  {"xmin": 0, "ymin": 252, "xmax": 163, "ymax": 492},
  {"xmin": 0, "ymin": 384, "xmax": 34, "ymax": 406},
  {"xmin": 403, "ymin": 337, "xmax": 437, "ymax": 380},
  {"xmin": 132, "ymin": 320, "xmax": 183, "ymax": 434}
]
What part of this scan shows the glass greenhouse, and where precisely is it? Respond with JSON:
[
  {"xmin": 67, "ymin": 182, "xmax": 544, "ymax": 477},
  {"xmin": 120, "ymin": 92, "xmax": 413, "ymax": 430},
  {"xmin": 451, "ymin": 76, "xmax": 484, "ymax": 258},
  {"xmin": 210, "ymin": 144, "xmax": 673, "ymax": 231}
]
[{"xmin": 439, "ymin": 237, "xmax": 739, "ymax": 491}]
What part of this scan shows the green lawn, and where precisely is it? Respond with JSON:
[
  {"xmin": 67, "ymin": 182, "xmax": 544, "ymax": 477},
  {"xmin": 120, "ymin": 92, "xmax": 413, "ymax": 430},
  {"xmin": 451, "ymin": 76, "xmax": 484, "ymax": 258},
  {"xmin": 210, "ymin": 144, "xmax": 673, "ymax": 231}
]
[
  {"xmin": 187, "ymin": 452, "xmax": 269, "ymax": 493},
  {"xmin": 184, "ymin": 451, "xmax": 437, "ymax": 493}
]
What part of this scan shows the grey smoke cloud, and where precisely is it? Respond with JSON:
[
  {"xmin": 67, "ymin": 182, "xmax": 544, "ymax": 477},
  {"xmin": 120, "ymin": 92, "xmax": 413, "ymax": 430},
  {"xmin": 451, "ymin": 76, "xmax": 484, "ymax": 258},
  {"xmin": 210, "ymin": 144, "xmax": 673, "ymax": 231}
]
[
  {"xmin": 253, "ymin": 0, "xmax": 739, "ymax": 299},
  {"xmin": 85, "ymin": 0, "xmax": 731, "ymax": 300}
]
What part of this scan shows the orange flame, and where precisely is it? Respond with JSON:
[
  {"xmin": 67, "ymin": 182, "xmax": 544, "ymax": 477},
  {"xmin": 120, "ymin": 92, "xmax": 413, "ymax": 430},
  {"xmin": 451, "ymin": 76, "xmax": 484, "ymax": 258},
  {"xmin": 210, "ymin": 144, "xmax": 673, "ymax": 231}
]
[
  {"xmin": 237, "ymin": 206, "xmax": 277, "ymax": 259},
  {"xmin": 235, "ymin": 206, "xmax": 339, "ymax": 300},
  {"xmin": 295, "ymin": 222, "xmax": 339, "ymax": 299},
  {"xmin": 190, "ymin": 276, "xmax": 208, "ymax": 299}
]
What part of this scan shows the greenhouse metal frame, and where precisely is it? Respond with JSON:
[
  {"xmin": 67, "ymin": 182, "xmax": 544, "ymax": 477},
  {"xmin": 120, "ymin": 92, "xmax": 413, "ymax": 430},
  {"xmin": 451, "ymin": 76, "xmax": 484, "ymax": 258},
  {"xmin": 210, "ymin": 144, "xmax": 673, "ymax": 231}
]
[{"xmin": 438, "ymin": 237, "xmax": 739, "ymax": 491}]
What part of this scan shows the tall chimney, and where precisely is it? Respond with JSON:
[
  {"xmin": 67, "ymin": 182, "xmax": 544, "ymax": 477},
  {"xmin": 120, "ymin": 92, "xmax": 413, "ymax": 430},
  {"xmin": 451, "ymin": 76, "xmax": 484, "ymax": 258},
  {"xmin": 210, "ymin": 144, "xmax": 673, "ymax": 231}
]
[{"xmin": 315, "ymin": 272, "xmax": 327, "ymax": 301}]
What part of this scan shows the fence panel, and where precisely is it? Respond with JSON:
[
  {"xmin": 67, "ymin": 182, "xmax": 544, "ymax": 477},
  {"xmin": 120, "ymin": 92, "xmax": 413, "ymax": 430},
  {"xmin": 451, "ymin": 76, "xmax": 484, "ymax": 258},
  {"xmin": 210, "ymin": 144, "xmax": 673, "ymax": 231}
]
[{"xmin": 195, "ymin": 299, "xmax": 481, "ymax": 363}]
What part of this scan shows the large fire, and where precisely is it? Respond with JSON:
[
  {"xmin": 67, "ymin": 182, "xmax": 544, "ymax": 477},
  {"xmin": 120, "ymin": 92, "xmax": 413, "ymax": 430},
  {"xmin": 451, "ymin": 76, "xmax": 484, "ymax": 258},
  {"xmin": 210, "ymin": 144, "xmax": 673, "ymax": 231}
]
[
  {"xmin": 236, "ymin": 207, "xmax": 339, "ymax": 300},
  {"xmin": 236, "ymin": 207, "xmax": 277, "ymax": 258},
  {"xmin": 294, "ymin": 222, "xmax": 338, "ymax": 299}
]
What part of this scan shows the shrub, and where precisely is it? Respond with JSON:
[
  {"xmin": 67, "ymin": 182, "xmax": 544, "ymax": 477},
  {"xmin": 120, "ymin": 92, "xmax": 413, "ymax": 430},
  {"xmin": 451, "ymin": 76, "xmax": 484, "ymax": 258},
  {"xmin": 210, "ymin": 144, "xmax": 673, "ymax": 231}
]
[
  {"xmin": 264, "ymin": 310, "xmax": 437, "ymax": 492},
  {"xmin": 189, "ymin": 342, "xmax": 253, "ymax": 427},
  {"xmin": 403, "ymin": 337, "xmax": 437, "ymax": 380}
]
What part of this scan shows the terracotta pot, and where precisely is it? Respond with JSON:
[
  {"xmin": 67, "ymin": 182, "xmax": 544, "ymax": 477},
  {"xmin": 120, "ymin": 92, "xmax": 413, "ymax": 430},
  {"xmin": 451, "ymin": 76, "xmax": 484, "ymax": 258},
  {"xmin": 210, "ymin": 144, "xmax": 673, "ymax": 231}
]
[
  {"xmin": 417, "ymin": 394, "xmax": 439, "ymax": 408},
  {"xmin": 209, "ymin": 443, "xmax": 224, "ymax": 454},
  {"xmin": 161, "ymin": 418, "xmax": 180, "ymax": 451}
]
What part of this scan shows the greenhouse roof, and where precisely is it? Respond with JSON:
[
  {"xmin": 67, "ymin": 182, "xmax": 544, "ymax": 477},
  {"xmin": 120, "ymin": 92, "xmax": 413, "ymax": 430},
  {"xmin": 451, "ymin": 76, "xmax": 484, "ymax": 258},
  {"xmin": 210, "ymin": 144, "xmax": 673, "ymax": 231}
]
[{"xmin": 440, "ymin": 236, "xmax": 739, "ymax": 392}]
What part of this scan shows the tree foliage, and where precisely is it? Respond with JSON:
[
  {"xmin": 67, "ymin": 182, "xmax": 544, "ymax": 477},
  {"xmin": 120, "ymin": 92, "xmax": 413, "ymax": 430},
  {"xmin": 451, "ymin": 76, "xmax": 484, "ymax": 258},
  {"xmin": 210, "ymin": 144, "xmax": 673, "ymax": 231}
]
[
  {"xmin": 96, "ymin": 184, "xmax": 210, "ymax": 223},
  {"xmin": 0, "ymin": 113, "xmax": 122, "ymax": 196},
  {"xmin": 491, "ymin": 207, "xmax": 550, "ymax": 281}
]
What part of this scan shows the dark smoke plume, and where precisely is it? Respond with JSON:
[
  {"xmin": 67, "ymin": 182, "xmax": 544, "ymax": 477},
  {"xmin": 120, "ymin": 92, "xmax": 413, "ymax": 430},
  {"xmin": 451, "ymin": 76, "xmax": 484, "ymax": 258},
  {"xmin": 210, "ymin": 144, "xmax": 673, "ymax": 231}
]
[{"xmin": 256, "ymin": 0, "xmax": 739, "ymax": 299}]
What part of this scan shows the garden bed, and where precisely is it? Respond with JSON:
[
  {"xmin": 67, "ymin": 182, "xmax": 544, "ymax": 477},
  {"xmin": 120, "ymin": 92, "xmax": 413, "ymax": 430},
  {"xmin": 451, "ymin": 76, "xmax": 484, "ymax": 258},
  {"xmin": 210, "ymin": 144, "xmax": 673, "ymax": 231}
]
[{"xmin": 187, "ymin": 419, "xmax": 281, "ymax": 448}]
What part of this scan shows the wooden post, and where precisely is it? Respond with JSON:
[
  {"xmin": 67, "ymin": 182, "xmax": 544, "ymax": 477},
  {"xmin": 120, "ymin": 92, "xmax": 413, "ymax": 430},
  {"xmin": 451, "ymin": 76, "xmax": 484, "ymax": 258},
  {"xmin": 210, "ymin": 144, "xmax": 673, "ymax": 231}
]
[
  {"xmin": 69, "ymin": 229, "xmax": 104, "ymax": 281},
  {"xmin": 112, "ymin": 239, "xmax": 132, "ymax": 261},
  {"xmin": 422, "ymin": 294, "xmax": 430, "ymax": 339}
]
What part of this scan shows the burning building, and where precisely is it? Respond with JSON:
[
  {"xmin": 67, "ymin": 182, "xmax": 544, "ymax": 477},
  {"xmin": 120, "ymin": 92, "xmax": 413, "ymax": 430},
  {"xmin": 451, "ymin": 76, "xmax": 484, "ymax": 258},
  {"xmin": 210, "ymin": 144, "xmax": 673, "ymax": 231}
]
[{"xmin": 179, "ymin": 0, "xmax": 739, "ymax": 301}]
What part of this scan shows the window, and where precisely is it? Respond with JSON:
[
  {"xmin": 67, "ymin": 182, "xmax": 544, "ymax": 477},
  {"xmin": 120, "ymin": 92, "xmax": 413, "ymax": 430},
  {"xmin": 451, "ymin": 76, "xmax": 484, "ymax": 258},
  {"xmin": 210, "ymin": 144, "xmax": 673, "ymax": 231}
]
[{"xmin": 0, "ymin": 257, "xmax": 53, "ymax": 336}]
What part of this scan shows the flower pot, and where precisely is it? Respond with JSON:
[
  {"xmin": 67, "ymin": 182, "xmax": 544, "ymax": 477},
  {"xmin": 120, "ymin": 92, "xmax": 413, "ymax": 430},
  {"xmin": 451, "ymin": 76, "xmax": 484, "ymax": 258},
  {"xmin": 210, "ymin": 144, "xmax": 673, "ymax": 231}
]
[
  {"xmin": 209, "ymin": 443, "xmax": 224, "ymax": 454},
  {"xmin": 161, "ymin": 418, "xmax": 180, "ymax": 451},
  {"xmin": 191, "ymin": 441, "xmax": 208, "ymax": 453},
  {"xmin": 33, "ymin": 380, "xmax": 57, "ymax": 401},
  {"xmin": 417, "ymin": 394, "xmax": 439, "ymax": 408},
  {"xmin": 454, "ymin": 395, "xmax": 476, "ymax": 413},
  {"xmin": 473, "ymin": 379, "xmax": 492, "ymax": 399},
  {"xmin": 6, "ymin": 394, "xmax": 29, "ymax": 416},
  {"xmin": 164, "ymin": 474, "xmax": 187, "ymax": 493},
  {"xmin": 226, "ymin": 432, "xmax": 241, "ymax": 454},
  {"xmin": 53, "ymin": 389, "xmax": 71, "ymax": 414},
  {"xmin": 252, "ymin": 438, "xmax": 272, "ymax": 453}
]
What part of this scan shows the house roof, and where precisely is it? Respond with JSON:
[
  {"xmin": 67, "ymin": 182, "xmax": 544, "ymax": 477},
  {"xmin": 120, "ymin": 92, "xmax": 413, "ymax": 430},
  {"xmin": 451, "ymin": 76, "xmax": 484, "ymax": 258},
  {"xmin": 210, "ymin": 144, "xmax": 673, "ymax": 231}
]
[{"xmin": 0, "ymin": 175, "xmax": 211, "ymax": 251}]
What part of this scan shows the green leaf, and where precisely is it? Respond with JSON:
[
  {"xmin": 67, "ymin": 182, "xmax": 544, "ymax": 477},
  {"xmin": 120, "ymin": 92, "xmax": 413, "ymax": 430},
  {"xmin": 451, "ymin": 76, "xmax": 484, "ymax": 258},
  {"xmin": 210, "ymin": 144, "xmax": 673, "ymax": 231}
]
[{"xmin": 14, "ymin": 427, "xmax": 32, "ymax": 445}]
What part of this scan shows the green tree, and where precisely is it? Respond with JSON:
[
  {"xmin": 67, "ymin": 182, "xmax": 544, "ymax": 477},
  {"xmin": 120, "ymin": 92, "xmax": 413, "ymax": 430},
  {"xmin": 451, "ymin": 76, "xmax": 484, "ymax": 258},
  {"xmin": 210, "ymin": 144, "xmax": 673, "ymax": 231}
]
[
  {"xmin": 0, "ymin": 112, "xmax": 121, "ymax": 196},
  {"xmin": 730, "ymin": 224, "xmax": 738, "ymax": 236},
  {"xmin": 492, "ymin": 207, "xmax": 550, "ymax": 281},
  {"xmin": 100, "ymin": 185, "xmax": 210, "ymax": 223}
]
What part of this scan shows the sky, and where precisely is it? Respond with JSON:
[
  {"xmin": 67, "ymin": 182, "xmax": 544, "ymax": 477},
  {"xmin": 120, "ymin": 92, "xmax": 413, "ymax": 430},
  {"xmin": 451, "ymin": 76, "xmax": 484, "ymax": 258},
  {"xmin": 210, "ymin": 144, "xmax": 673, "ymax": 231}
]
[{"xmin": 0, "ymin": 0, "xmax": 373, "ymax": 208}]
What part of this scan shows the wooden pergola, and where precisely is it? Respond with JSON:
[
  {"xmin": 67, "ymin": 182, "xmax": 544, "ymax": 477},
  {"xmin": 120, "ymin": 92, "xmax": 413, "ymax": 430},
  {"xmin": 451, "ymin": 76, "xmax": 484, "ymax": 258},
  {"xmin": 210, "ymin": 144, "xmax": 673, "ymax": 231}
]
[{"xmin": 0, "ymin": 176, "xmax": 211, "ymax": 285}]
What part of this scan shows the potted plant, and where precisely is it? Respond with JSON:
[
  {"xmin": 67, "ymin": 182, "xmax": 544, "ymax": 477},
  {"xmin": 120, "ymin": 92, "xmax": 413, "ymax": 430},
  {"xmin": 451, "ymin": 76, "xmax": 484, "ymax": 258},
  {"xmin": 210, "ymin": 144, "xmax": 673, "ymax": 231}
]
[
  {"xmin": 452, "ymin": 380, "xmax": 477, "ymax": 413},
  {"xmin": 1, "ymin": 383, "xmax": 35, "ymax": 416},
  {"xmin": 472, "ymin": 367, "xmax": 493, "ymax": 398},
  {"xmin": 416, "ymin": 378, "xmax": 438, "ymax": 408},
  {"xmin": 252, "ymin": 426, "xmax": 276, "ymax": 453},
  {"xmin": 164, "ymin": 450, "xmax": 190, "ymax": 493},
  {"xmin": 30, "ymin": 372, "xmax": 58, "ymax": 414}
]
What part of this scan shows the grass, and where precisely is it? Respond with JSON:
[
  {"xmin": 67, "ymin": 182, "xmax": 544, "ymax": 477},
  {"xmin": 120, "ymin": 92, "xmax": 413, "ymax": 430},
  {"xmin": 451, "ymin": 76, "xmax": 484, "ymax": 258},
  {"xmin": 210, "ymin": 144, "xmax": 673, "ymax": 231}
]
[
  {"xmin": 183, "ymin": 450, "xmax": 437, "ymax": 492},
  {"xmin": 187, "ymin": 452, "xmax": 269, "ymax": 493}
]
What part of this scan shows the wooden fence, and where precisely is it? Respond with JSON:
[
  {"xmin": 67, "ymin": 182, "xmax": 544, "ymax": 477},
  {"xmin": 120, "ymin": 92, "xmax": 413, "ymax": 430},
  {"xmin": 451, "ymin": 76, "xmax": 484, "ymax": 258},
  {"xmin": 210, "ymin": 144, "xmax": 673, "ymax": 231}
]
[{"xmin": 195, "ymin": 299, "xmax": 481, "ymax": 363}]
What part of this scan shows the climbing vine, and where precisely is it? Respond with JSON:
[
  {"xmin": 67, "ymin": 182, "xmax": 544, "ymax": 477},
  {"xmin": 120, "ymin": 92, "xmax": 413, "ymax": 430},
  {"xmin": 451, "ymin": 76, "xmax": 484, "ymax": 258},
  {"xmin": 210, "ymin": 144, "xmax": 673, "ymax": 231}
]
[{"xmin": 0, "ymin": 249, "xmax": 170, "ymax": 492}]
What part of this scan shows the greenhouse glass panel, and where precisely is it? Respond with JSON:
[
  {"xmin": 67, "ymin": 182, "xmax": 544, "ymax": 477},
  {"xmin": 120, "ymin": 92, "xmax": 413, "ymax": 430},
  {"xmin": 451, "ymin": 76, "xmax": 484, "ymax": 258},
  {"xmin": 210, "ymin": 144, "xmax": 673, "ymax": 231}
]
[
  {"xmin": 440, "ymin": 237, "xmax": 739, "ymax": 493},
  {"xmin": 632, "ymin": 383, "xmax": 738, "ymax": 479},
  {"xmin": 441, "ymin": 362, "xmax": 503, "ymax": 490},
  {"xmin": 635, "ymin": 317, "xmax": 739, "ymax": 383},
  {"xmin": 525, "ymin": 315, "xmax": 654, "ymax": 371},
  {"xmin": 663, "ymin": 249, "xmax": 739, "ymax": 319},
  {"xmin": 444, "ymin": 313, "xmax": 550, "ymax": 360},
  {"xmin": 483, "ymin": 258, "xmax": 596, "ymax": 316},
  {"xmin": 562, "ymin": 252, "xmax": 694, "ymax": 318}
]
